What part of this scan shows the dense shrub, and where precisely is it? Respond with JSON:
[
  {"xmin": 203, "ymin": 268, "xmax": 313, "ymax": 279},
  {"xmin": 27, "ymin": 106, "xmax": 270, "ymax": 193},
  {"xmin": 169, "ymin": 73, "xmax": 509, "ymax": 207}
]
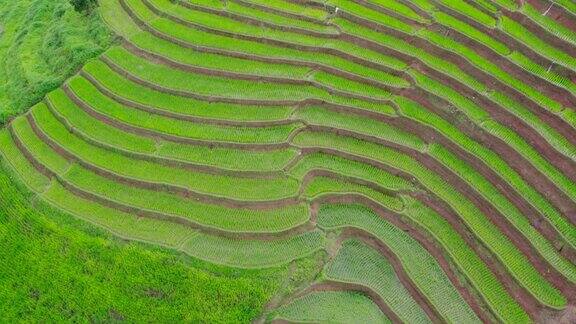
[
  {"xmin": 0, "ymin": 0, "xmax": 114, "ymax": 125},
  {"xmin": 70, "ymin": 0, "xmax": 97, "ymax": 13}
]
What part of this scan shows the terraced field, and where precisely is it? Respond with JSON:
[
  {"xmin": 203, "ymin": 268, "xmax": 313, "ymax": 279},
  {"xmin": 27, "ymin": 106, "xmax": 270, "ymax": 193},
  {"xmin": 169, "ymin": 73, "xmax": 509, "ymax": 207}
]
[{"xmin": 1, "ymin": 0, "xmax": 575, "ymax": 322}]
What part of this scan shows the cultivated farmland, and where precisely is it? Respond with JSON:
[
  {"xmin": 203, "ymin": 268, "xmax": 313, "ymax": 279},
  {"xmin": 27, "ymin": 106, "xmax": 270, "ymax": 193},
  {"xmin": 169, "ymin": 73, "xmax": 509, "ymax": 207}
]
[{"xmin": 1, "ymin": 0, "xmax": 575, "ymax": 322}]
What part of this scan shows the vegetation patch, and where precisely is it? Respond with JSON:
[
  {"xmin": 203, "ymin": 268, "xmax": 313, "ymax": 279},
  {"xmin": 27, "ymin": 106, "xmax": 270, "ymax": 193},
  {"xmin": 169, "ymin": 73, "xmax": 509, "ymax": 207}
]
[{"xmin": 0, "ymin": 0, "xmax": 114, "ymax": 124}]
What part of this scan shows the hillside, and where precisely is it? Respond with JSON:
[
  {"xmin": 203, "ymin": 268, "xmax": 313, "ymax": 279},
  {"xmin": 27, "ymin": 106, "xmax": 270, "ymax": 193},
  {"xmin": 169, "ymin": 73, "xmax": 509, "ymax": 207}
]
[
  {"xmin": 0, "ymin": 0, "xmax": 113, "ymax": 123},
  {"xmin": 1, "ymin": 0, "xmax": 575, "ymax": 322}
]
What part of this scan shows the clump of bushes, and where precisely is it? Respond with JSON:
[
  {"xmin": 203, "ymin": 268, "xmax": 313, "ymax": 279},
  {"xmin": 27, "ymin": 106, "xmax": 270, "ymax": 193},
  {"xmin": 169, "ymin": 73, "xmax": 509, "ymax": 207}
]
[
  {"xmin": 0, "ymin": 0, "xmax": 114, "ymax": 125},
  {"xmin": 70, "ymin": 0, "xmax": 97, "ymax": 13}
]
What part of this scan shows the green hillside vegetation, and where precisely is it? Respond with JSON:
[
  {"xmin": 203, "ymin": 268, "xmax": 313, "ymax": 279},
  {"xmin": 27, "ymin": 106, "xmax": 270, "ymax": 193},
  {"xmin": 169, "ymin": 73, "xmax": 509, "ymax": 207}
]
[
  {"xmin": 0, "ymin": 160, "xmax": 282, "ymax": 322},
  {"xmin": 0, "ymin": 0, "xmax": 114, "ymax": 123},
  {"xmin": 0, "ymin": 1, "xmax": 292, "ymax": 321},
  {"xmin": 1, "ymin": 0, "xmax": 575, "ymax": 322}
]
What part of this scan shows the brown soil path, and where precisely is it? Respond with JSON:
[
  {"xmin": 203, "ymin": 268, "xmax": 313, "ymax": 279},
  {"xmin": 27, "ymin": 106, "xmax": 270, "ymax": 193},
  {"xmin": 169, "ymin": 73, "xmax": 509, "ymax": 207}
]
[
  {"xmin": 502, "ymin": 5, "xmax": 576, "ymax": 55},
  {"xmin": 523, "ymin": 0, "xmax": 576, "ymax": 31}
]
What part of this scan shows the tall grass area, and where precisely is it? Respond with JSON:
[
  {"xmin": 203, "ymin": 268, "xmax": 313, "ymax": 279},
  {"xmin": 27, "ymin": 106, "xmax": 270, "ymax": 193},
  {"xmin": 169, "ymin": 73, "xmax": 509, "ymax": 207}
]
[
  {"xmin": 0, "ymin": 0, "xmax": 114, "ymax": 124},
  {"xmin": 0, "ymin": 2, "xmax": 287, "ymax": 320},
  {"xmin": 0, "ymin": 160, "xmax": 281, "ymax": 321}
]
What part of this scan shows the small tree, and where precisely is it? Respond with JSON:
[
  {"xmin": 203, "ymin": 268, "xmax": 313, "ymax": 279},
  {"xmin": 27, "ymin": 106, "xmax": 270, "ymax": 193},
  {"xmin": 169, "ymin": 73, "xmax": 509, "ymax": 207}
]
[{"xmin": 70, "ymin": 0, "xmax": 97, "ymax": 13}]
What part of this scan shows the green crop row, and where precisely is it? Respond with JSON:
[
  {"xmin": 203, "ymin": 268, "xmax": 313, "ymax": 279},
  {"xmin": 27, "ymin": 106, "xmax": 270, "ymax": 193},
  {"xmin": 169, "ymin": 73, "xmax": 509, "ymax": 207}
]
[
  {"xmin": 331, "ymin": 5, "xmax": 575, "ymax": 131},
  {"xmin": 141, "ymin": 0, "xmax": 576, "ymax": 146},
  {"xmin": 311, "ymin": 70, "xmax": 396, "ymax": 99},
  {"xmin": 407, "ymin": 72, "xmax": 576, "ymax": 203},
  {"xmin": 3, "ymin": 123, "xmax": 190, "ymax": 249},
  {"xmin": 124, "ymin": 0, "xmax": 408, "ymax": 73},
  {"xmin": 400, "ymin": 197, "xmax": 529, "ymax": 323},
  {"xmin": 432, "ymin": 11, "xmax": 510, "ymax": 55},
  {"xmin": 292, "ymin": 106, "xmax": 426, "ymax": 151},
  {"xmin": 103, "ymin": 46, "xmax": 328, "ymax": 102},
  {"xmin": 287, "ymin": 152, "xmax": 415, "ymax": 193},
  {"xmin": 318, "ymin": 204, "xmax": 484, "ymax": 323},
  {"xmin": 30, "ymin": 104, "xmax": 301, "ymax": 201},
  {"xmin": 48, "ymin": 88, "xmax": 157, "ymax": 153},
  {"xmin": 553, "ymin": 0, "xmax": 576, "ymax": 16},
  {"xmin": 102, "ymin": 45, "xmax": 395, "ymax": 111},
  {"xmin": 508, "ymin": 50, "xmax": 576, "ymax": 95},
  {"xmin": 68, "ymin": 74, "xmax": 302, "ymax": 144},
  {"xmin": 431, "ymin": 10, "xmax": 575, "ymax": 95},
  {"xmin": 14, "ymin": 118, "xmax": 416, "ymax": 234},
  {"xmin": 157, "ymin": 141, "xmax": 297, "ymax": 172},
  {"xmin": 145, "ymin": 0, "xmax": 329, "ymax": 48},
  {"xmin": 1, "ymin": 125, "xmax": 325, "ymax": 269},
  {"xmin": 429, "ymin": 143, "xmax": 576, "ymax": 281},
  {"xmin": 11, "ymin": 116, "xmax": 70, "ymax": 175},
  {"xmin": 396, "ymin": 95, "xmax": 576, "ymax": 251},
  {"xmin": 44, "ymin": 176, "xmax": 324, "ymax": 269},
  {"xmin": 121, "ymin": 0, "xmax": 420, "ymax": 97},
  {"xmin": 324, "ymin": 239, "xmax": 432, "ymax": 323},
  {"xmin": 406, "ymin": 0, "xmax": 435, "ymax": 12},
  {"xmin": 499, "ymin": 15, "xmax": 576, "ymax": 72},
  {"xmin": 369, "ymin": 0, "xmax": 429, "ymax": 23},
  {"xmin": 474, "ymin": 0, "xmax": 499, "ymax": 12},
  {"xmin": 177, "ymin": 0, "xmax": 337, "ymax": 34},
  {"xmin": 0, "ymin": 129, "xmax": 50, "ymax": 192},
  {"xmin": 0, "ymin": 148, "xmax": 282, "ymax": 322},
  {"xmin": 179, "ymin": 230, "xmax": 326, "ymax": 268},
  {"xmin": 336, "ymin": 15, "xmax": 574, "ymax": 133},
  {"xmin": 46, "ymin": 180, "xmax": 196, "ymax": 248},
  {"xmin": 229, "ymin": 0, "xmax": 330, "ymax": 21},
  {"xmin": 488, "ymin": 0, "xmax": 518, "ymax": 11},
  {"xmin": 271, "ymin": 291, "xmax": 390, "ymax": 323},
  {"xmin": 82, "ymin": 58, "xmax": 295, "ymax": 122},
  {"xmin": 325, "ymin": 0, "xmax": 416, "ymax": 35},
  {"xmin": 418, "ymin": 28, "xmax": 567, "ymax": 114},
  {"xmin": 74, "ymin": 17, "xmax": 572, "ymax": 304},
  {"xmin": 304, "ymin": 154, "xmax": 526, "ymax": 318},
  {"xmin": 487, "ymin": 90, "xmax": 576, "ymax": 160},
  {"xmin": 293, "ymin": 130, "xmax": 567, "ymax": 308},
  {"xmin": 46, "ymin": 87, "xmax": 297, "ymax": 172},
  {"xmin": 47, "ymin": 177, "xmax": 324, "ymax": 269},
  {"xmin": 483, "ymin": 119, "xmax": 576, "ymax": 203},
  {"xmin": 302, "ymin": 176, "xmax": 405, "ymax": 213},
  {"xmin": 64, "ymin": 163, "xmax": 310, "ymax": 233},
  {"xmin": 127, "ymin": 2, "xmax": 375, "ymax": 88},
  {"xmin": 48, "ymin": 88, "xmax": 298, "ymax": 171},
  {"xmin": 128, "ymin": 26, "xmax": 312, "ymax": 80},
  {"xmin": 521, "ymin": 4, "xmax": 576, "ymax": 47},
  {"xmin": 436, "ymin": 0, "xmax": 497, "ymax": 27}
]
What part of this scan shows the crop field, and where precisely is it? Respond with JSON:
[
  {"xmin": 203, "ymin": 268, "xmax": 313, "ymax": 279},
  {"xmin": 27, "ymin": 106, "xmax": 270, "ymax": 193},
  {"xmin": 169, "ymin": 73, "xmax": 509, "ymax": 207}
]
[{"xmin": 1, "ymin": 0, "xmax": 575, "ymax": 322}]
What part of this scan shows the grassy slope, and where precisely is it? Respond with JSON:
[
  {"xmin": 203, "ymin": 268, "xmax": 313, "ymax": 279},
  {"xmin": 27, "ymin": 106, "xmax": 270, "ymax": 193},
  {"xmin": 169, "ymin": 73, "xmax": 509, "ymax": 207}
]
[
  {"xmin": 0, "ymin": 159, "xmax": 282, "ymax": 322},
  {"xmin": 0, "ymin": 0, "xmax": 114, "ymax": 124},
  {"xmin": 0, "ymin": 1, "xmax": 287, "ymax": 321}
]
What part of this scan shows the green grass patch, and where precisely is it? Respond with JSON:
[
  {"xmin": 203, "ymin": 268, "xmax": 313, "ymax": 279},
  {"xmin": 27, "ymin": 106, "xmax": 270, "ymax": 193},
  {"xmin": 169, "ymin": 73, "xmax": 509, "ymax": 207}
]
[
  {"xmin": 0, "ymin": 153, "xmax": 282, "ymax": 322},
  {"xmin": 0, "ymin": 0, "xmax": 114, "ymax": 123}
]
